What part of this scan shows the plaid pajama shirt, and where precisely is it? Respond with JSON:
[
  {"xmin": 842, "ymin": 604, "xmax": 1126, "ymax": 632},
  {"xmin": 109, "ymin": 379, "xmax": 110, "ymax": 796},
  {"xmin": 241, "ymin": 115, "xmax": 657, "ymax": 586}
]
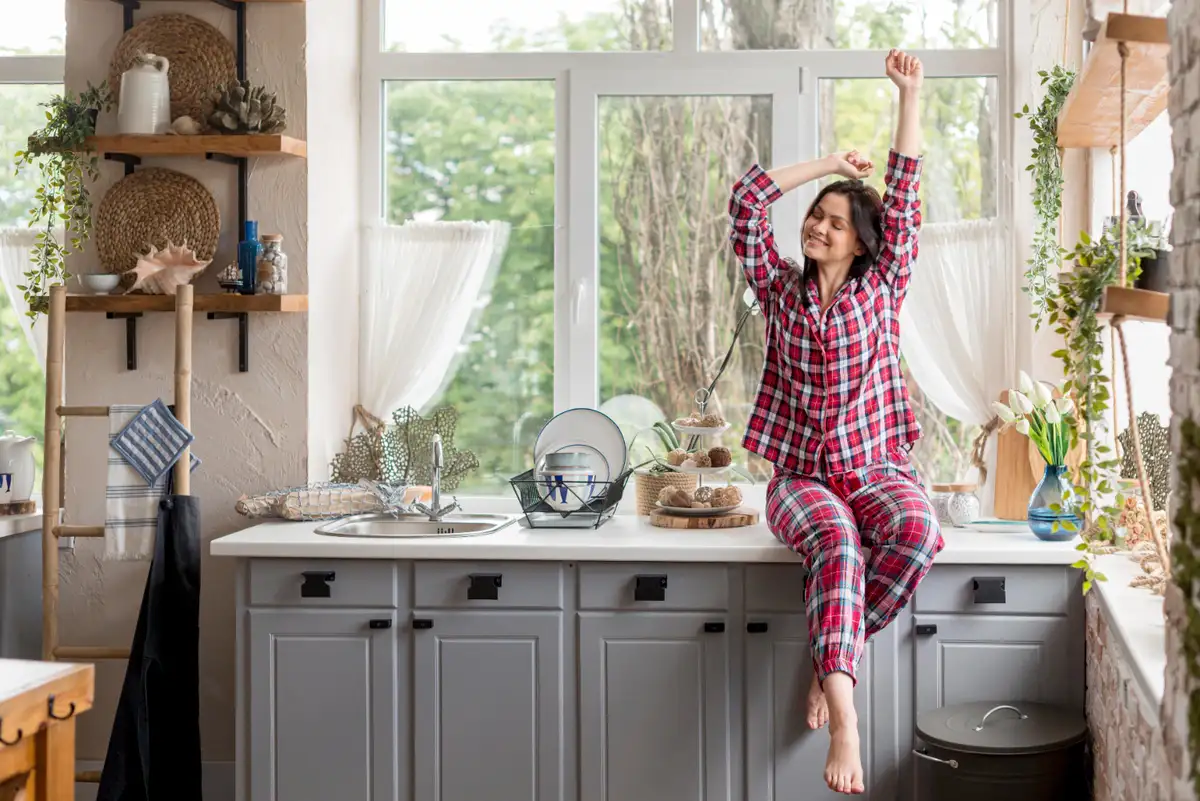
[{"xmin": 729, "ymin": 150, "xmax": 944, "ymax": 683}]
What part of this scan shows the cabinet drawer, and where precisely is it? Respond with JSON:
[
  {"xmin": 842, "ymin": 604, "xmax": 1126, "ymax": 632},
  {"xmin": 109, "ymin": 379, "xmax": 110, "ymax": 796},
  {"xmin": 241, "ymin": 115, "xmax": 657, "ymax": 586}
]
[
  {"xmin": 744, "ymin": 565, "xmax": 807, "ymax": 612},
  {"xmin": 578, "ymin": 563, "xmax": 729, "ymax": 610},
  {"xmin": 248, "ymin": 559, "xmax": 398, "ymax": 607},
  {"xmin": 413, "ymin": 562, "xmax": 563, "ymax": 608},
  {"xmin": 914, "ymin": 565, "xmax": 1073, "ymax": 615}
]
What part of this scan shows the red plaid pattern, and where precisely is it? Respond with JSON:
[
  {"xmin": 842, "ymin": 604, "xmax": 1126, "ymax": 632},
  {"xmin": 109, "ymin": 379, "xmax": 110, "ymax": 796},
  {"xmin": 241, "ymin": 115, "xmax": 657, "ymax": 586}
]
[
  {"xmin": 767, "ymin": 467, "xmax": 943, "ymax": 683},
  {"xmin": 729, "ymin": 150, "xmax": 924, "ymax": 477}
]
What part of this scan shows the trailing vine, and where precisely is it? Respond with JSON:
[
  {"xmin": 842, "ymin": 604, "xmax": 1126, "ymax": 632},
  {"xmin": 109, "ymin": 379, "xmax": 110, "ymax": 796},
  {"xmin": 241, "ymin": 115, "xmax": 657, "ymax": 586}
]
[
  {"xmin": 1175, "ymin": 345, "xmax": 1200, "ymax": 795},
  {"xmin": 1014, "ymin": 66, "xmax": 1075, "ymax": 327},
  {"xmin": 1047, "ymin": 224, "xmax": 1153, "ymax": 545}
]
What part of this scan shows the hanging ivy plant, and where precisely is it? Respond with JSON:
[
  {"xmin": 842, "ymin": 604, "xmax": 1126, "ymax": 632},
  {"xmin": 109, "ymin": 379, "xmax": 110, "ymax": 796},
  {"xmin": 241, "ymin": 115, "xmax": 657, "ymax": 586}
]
[
  {"xmin": 1014, "ymin": 66, "xmax": 1075, "ymax": 327},
  {"xmin": 13, "ymin": 82, "xmax": 112, "ymax": 319},
  {"xmin": 1174, "ymin": 411, "xmax": 1200, "ymax": 795},
  {"xmin": 1046, "ymin": 223, "xmax": 1154, "ymax": 550}
]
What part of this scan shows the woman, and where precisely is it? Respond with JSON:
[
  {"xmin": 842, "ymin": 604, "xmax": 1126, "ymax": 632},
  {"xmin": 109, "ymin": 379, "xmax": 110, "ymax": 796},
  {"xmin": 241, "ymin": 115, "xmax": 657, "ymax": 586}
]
[{"xmin": 728, "ymin": 49, "xmax": 943, "ymax": 795}]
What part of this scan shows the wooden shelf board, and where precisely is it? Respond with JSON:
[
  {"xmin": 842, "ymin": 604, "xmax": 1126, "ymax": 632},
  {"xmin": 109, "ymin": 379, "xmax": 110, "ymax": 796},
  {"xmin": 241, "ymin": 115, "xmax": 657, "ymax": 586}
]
[
  {"xmin": 1057, "ymin": 13, "xmax": 1169, "ymax": 149},
  {"xmin": 86, "ymin": 134, "xmax": 307, "ymax": 159},
  {"xmin": 1099, "ymin": 285, "xmax": 1169, "ymax": 323},
  {"xmin": 136, "ymin": 1, "xmax": 303, "ymax": 3},
  {"xmin": 55, "ymin": 294, "xmax": 308, "ymax": 313}
]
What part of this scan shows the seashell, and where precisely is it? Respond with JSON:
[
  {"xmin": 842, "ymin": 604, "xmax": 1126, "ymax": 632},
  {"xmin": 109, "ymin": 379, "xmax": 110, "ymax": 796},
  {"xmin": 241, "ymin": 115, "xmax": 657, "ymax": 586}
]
[
  {"xmin": 169, "ymin": 115, "xmax": 203, "ymax": 135},
  {"xmin": 126, "ymin": 240, "xmax": 212, "ymax": 294}
]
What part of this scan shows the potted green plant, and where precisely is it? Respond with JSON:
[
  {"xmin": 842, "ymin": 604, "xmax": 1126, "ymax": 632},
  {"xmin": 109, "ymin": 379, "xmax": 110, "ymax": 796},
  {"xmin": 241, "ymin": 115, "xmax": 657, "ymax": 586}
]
[{"xmin": 13, "ymin": 81, "xmax": 112, "ymax": 319}]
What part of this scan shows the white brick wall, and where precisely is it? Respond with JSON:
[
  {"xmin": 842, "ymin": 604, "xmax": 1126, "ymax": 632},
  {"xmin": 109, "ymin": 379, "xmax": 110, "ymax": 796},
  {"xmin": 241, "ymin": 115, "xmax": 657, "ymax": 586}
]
[{"xmin": 1166, "ymin": 2, "xmax": 1200, "ymax": 799}]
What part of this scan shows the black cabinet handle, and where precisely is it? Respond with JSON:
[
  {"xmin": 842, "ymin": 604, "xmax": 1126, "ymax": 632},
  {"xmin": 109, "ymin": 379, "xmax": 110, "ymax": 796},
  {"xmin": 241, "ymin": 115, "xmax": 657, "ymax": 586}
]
[
  {"xmin": 704, "ymin": 621, "xmax": 726, "ymax": 633},
  {"xmin": 300, "ymin": 571, "xmax": 335, "ymax": 598},
  {"xmin": 916, "ymin": 624, "xmax": 938, "ymax": 636},
  {"xmin": 369, "ymin": 619, "xmax": 392, "ymax": 630},
  {"xmin": 467, "ymin": 573, "xmax": 503, "ymax": 601},
  {"xmin": 747, "ymin": 621, "xmax": 769, "ymax": 634},
  {"xmin": 413, "ymin": 618, "xmax": 434, "ymax": 630},
  {"xmin": 972, "ymin": 576, "xmax": 1006, "ymax": 604},
  {"xmin": 634, "ymin": 574, "xmax": 668, "ymax": 602}
]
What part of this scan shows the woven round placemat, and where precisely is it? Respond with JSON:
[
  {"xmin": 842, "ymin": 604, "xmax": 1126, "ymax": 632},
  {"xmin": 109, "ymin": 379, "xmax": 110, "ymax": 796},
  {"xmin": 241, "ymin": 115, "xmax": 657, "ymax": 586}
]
[
  {"xmin": 95, "ymin": 168, "xmax": 220, "ymax": 276},
  {"xmin": 110, "ymin": 13, "xmax": 237, "ymax": 124}
]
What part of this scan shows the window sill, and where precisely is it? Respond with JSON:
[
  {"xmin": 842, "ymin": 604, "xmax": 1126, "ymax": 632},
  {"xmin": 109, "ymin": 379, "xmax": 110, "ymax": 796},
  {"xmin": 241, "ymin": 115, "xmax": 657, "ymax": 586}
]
[{"xmin": 1091, "ymin": 552, "xmax": 1168, "ymax": 718}]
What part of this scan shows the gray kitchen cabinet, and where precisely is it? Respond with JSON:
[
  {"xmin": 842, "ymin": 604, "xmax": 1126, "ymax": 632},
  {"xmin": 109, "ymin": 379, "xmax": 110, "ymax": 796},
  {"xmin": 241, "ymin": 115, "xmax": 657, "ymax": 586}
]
[
  {"xmin": 579, "ymin": 612, "xmax": 732, "ymax": 801},
  {"xmin": 411, "ymin": 610, "xmax": 564, "ymax": 801},
  {"xmin": 247, "ymin": 608, "xmax": 397, "ymax": 801},
  {"xmin": 744, "ymin": 613, "xmax": 877, "ymax": 801}
]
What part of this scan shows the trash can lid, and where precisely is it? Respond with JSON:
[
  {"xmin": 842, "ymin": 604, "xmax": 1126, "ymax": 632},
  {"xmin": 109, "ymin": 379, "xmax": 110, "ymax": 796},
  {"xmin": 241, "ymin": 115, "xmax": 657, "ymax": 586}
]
[{"xmin": 916, "ymin": 702, "xmax": 1087, "ymax": 755}]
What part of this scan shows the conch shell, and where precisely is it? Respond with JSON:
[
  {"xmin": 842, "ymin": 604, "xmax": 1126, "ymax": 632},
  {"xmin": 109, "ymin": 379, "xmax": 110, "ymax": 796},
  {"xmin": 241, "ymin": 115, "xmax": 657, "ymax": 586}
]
[{"xmin": 126, "ymin": 241, "xmax": 212, "ymax": 294}]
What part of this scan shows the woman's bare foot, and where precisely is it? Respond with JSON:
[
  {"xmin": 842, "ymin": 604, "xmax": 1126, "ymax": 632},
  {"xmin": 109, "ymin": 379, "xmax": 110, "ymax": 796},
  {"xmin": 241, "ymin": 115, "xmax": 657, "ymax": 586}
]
[
  {"xmin": 806, "ymin": 671, "xmax": 828, "ymax": 729},
  {"xmin": 824, "ymin": 720, "xmax": 865, "ymax": 795}
]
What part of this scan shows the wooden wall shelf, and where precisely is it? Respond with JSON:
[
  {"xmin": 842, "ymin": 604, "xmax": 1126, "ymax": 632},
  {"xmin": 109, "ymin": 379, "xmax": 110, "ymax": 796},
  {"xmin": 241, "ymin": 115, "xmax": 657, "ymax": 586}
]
[
  {"xmin": 44, "ymin": 293, "xmax": 307, "ymax": 372},
  {"xmin": 1057, "ymin": 13, "xmax": 1169, "ymax": 148},
  {"xmin": 86, "ymin": 135, "xmax": 307, "ymax": 159},
  {"xmin": 1099, "ymin": 285, "xmax": 1169, "ymax": 323}
]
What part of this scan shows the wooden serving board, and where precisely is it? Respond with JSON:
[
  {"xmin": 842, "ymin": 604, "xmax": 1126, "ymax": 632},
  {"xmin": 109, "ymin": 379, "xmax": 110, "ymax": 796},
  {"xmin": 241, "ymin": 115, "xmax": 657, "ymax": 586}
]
[
  {"xmin": 0, "ymin": 501, "xmax": 35, "ymax": 516},
  {"xmin": 648, "ymin": 507, "xmax": 760, "ymax": 529}
]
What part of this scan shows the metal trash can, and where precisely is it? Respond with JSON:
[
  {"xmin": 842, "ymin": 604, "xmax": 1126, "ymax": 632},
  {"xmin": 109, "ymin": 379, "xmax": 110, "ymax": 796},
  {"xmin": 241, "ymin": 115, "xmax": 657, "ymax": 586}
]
[{"xmin": 914, "ymin": 701, "xmax": 1088, "ymax": 801}]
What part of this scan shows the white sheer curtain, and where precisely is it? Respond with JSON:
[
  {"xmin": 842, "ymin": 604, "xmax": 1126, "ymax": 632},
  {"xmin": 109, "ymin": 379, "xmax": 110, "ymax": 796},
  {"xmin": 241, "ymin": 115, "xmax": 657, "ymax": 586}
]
[
  {"xmin": 900, "ymin": 218, "xmax": 1015, "ymax": 484},
  {"xmin": 358, "ymin": 220, "xmax": 511, "ymax": 421},
  {"xmin": 0, "ymin": 227, "xmax": 50, "ymax": 370}
]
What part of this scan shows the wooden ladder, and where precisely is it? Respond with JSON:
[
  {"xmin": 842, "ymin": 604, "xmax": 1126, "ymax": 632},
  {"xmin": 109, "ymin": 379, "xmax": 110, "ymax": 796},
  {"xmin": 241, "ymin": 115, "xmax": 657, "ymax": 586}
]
[{"xmin": 39, "ymin": 283, "xmax": 194, "ymax": 784}]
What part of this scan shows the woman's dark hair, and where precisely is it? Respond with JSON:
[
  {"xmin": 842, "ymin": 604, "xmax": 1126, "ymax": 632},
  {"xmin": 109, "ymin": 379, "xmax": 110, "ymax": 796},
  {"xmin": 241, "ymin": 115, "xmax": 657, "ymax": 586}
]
[{"xmin": 794, "ymin": 179, "xmax": 884, "ymax": 303}]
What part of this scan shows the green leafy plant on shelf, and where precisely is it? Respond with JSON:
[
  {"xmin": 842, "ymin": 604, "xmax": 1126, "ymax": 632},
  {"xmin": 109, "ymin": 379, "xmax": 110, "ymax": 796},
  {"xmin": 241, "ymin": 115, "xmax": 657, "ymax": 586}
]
[
  {"xmin": 13, "ymin": 81, "xmax": 112, "ymax": 319},
  {"xmin": 1014, "ymin": 66, "xmax": 1075, "ymax": 327},
  {"xmin": 1046, "ymin": 222, "xmax": 1155, "ymax": 572}
]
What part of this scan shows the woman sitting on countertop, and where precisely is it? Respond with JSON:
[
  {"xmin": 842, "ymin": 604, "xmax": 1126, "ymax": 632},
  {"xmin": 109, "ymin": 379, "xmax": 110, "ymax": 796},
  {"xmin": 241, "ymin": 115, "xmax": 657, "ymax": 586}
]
[{"xmin": 728, "ymin": 48, "xmax": 942, "ymax": 796}]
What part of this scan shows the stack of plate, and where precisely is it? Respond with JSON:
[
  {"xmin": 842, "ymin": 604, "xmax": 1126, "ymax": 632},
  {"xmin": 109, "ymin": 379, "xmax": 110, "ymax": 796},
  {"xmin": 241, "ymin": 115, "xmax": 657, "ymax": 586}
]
[{"xmin": 533, "ymin": 408, "xmax": 628, "ymax": 513}]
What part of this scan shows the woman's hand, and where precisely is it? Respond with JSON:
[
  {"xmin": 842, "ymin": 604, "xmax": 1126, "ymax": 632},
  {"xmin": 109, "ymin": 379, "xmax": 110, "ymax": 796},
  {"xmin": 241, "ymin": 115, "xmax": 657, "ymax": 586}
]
[
  {"xmin": 886, "ymin": 49, "xmax": 923, "ymax": 92},
  {"xmin": 826, "ymin": 150, "xmax": 875, "ymax": 180}
]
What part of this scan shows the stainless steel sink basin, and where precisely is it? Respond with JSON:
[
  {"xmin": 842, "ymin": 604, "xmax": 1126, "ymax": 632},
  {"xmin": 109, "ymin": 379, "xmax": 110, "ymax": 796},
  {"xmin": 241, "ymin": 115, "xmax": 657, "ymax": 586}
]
[{"xmin": 314, "ymin": 512, "xmax": 517, "ymax": 539}]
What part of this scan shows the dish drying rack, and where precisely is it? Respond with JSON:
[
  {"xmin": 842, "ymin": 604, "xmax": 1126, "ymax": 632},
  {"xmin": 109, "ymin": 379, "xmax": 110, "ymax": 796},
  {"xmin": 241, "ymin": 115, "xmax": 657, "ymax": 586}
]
[{"xmin": 509, "ymin": 468, "xmax": 633, "ymax": 529}]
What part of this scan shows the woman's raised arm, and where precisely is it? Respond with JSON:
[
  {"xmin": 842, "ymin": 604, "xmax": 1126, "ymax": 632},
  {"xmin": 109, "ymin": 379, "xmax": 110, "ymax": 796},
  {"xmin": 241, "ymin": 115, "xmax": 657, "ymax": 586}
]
[{"xmin": 877, "ymin": 49, "xmax": 924, "ymax": 298}]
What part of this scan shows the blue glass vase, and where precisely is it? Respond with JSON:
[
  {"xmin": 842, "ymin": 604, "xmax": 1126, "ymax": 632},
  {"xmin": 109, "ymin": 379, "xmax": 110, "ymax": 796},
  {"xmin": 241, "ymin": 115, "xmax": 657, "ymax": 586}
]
[{"xmin": 1027, "ymin": 463, "xmax": 1082, "ymax": 541}]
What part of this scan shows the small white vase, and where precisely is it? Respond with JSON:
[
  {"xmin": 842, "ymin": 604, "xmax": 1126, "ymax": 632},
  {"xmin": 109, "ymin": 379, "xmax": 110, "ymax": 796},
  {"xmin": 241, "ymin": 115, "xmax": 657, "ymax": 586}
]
[
  {"xmin": 117, "ymin": 54, "xmax": 171, "ymax": 135},
  {"xmin": 0, "ymin": 430, "xmax": 36, "ymax": 503}
]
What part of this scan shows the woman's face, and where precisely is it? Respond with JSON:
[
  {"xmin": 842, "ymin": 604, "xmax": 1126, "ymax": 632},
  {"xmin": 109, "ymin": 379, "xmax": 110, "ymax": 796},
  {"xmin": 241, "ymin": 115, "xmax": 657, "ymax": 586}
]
[{"xmin": 802, "ymin": 192, "xmax": 864, "ymax": 265}]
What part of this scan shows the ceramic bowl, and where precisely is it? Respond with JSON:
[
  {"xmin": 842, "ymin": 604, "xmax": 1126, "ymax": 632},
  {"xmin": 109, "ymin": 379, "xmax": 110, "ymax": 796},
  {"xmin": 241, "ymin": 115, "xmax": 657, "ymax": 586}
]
[
  {"xmin": 541, "ymin": 468, "xmax": 597, "ymax": 513},
  {"xmin": 542, "ymin": 451, "xmax": 592, "ymax": 471},
  {"xmin": 80, "ymin": 274, "xmax": 121, "ymax": 294}
]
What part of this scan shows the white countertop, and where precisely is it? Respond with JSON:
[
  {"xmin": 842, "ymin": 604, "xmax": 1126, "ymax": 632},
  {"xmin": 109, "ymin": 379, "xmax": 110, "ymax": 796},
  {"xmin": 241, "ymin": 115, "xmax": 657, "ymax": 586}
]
[
  {"xmin": 0, "ymin": 510, "xmax": 42, "ymax": 543},
  {"xmin": 1090, "ymin": 553, "xmax": 1168, "ymax": 716},
  {"xmin": 210, "ymin": 513, "xmax": 1083, "ymax": 564}
]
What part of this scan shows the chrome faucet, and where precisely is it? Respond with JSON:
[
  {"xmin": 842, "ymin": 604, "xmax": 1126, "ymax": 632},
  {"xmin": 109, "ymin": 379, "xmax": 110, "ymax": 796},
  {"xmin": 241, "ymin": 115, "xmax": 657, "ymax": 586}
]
[{"xmin": 412, "ymin": 434, "xmax": 460, "ymax": 521}]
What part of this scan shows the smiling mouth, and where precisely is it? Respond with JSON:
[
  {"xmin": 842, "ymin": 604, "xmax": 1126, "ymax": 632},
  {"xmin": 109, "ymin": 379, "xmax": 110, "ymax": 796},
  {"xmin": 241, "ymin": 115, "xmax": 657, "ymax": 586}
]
[{"xmin": 806, "ymin": 235, "xmax": 828, "ymax": 246}]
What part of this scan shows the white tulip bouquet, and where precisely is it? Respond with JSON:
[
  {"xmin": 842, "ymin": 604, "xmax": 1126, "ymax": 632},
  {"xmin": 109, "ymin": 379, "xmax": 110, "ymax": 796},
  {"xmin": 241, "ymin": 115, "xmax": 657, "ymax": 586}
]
[{"xmin": 991, "ymin": 372, "xmax": 1077, "ymax": 467}]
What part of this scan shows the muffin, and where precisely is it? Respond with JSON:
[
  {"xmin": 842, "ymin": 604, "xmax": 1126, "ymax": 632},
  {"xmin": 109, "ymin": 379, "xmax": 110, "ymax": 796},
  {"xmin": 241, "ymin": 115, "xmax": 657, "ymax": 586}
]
[{"xmin": 708, "ymin": 446, "xmax": 732, "ymax": 467}]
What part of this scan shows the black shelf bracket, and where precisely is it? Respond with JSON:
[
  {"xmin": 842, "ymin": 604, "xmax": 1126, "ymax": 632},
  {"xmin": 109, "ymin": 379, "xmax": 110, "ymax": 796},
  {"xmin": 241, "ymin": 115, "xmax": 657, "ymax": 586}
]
[
  {"xmin": 106, "ymin": 312, "xmax": 141, "ymax": 370},
  {"xmin": 208, "ymin": 312, "xmax": 249, "ymax": 373},
  {"xmin": 109, "ymin": 0, "xmax": 140, "ymax": 32},
  {"xmin": 104, "ymin": 153, "xmax": 141, "ymax": 176}
]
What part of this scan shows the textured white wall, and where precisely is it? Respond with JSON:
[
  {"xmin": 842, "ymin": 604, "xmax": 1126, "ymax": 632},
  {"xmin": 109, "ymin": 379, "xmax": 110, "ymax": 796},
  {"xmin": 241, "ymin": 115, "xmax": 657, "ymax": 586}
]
[{"xmin": 63, "ymin": 0, "xmax": 307, "ymax": 763}]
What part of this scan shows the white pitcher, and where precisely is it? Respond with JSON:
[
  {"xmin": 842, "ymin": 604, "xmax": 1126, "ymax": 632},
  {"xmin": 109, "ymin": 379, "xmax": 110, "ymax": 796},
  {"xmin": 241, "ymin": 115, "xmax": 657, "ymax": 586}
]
[
  {"xmin": 0, "ymin": 430, "xmax": 36, "ymax": 504},
  {"xmin": 117, "ymin": 54, "xmax": 171, "ymax": 135}
]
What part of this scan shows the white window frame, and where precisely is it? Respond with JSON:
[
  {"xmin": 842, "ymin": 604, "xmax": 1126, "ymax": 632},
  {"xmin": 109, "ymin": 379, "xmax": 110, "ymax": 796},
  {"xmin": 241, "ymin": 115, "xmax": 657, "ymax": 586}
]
[{"xmin": 360, "ymin": 0, "xmax": 1018, "ymax": 482}]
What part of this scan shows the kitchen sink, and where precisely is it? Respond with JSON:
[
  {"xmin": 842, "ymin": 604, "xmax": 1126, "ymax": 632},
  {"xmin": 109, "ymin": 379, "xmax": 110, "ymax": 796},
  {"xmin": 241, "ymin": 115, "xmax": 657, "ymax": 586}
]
[{"xmin": 313, "ymin": 512, "xmax": 518, "ymax": 539}]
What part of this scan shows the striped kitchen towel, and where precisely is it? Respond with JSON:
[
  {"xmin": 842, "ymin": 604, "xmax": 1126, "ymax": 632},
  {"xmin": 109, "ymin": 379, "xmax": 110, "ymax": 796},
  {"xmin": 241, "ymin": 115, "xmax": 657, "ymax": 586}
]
[{"xmin": 106, "ymin": 402, "xmax": 199, "ymax": 561}]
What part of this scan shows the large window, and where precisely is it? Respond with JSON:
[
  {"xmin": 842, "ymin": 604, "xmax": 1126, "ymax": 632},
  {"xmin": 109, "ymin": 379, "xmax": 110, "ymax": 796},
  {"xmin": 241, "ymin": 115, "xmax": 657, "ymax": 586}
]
[
  {"xmin": 0, "ymin": 4, "xmax": 62, "ymax": 473},
  {"xmin": 364, "ymin": 0, "xmax": 1010, "ymax": 493}
]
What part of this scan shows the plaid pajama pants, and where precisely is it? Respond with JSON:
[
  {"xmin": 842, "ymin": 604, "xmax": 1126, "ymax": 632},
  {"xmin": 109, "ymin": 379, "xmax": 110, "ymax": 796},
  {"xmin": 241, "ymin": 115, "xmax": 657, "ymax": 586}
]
[{"xmin": 767, "ymin": 464, "xmax": 944, "ymax": 684}]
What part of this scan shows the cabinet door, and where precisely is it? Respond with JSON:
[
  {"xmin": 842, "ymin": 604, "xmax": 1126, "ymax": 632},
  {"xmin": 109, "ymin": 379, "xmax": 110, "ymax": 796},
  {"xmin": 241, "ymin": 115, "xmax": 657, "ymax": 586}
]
[
  {"xmin": 248, "ymin": 609, "xmax": 396, "ymax": 801},
  {"xmin": 412, "ymin": 611, "xmax": 564, "ymax": 801},
  {"xmin": 579, "ymin": 613, "xmax": 731, "ymax": 801},
  {"xmin": 912, "ymin": 614, "xmax": 1076, "ymax": 715},
  {"xmin": 744, "ymin": 614, "xmax": 876, "ymax": 801}
]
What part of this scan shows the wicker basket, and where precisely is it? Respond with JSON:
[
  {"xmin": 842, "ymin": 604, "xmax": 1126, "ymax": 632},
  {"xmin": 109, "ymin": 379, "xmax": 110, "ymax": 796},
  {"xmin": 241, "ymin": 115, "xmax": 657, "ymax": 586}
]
[{"xmin": 634, "ymin": 470, "xmax": 699, "ymax": 516}]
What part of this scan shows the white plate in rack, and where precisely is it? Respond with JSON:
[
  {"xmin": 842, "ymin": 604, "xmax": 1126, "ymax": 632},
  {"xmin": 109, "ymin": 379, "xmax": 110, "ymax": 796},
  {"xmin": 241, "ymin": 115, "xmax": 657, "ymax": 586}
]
[
  {"xmin": 673, "ymin": 422, "xmax": 732, "ymax": 437},
  {"xmin": 656, "ymin": 502, "xmax": 740, "ymax": 516},
  {"xmin": 534, "ymin": 408, "xmax": 628, "ymax": 484}
]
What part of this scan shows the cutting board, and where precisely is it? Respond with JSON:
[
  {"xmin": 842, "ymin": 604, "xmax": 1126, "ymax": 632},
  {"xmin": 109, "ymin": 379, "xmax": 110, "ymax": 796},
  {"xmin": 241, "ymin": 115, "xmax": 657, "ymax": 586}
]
[{"xmin": 648, "ymin": 507, "xmax": 760, "ymax": 529}]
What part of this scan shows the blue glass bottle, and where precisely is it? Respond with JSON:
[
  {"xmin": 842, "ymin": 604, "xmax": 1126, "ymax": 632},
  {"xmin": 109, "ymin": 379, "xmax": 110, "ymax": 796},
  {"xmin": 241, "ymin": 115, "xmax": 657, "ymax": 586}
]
[
  {"xmin": 238, "ymin": 220, "xmax": 260, "ymax": 295},
  {"xmin": 1027, "ymin": 463, "xmax": 1083, "ymax": 541}
]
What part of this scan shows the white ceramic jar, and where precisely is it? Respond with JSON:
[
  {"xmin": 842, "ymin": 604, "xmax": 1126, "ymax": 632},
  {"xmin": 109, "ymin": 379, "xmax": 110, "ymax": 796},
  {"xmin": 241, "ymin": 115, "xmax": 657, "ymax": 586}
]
[
  {"xmin": 932, "ymin": 483, "xmax": 981, "ymax": 528},
  {"xmin": 117, "ymin": 54, "xmax": 171, "ymax": 135},
  {"xmin": 0, "ymin": 430, "xmax": 36, "ymax": 503}
]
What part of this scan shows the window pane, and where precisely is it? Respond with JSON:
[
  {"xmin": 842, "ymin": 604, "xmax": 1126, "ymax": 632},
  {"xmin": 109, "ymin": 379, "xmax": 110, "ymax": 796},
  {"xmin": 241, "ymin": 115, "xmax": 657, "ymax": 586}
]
[
  {"xmin": 0, "ymin": 84, "xmax": 61, "ymax": 228},
  {"xmin": 598, "ymin": 94, "xmax": 773, "ymax": 480},
  {"xmin": 701, "ymin": 0, "xmax": 996, "ymax": 50},
  {"xmin": 0, "ymin": 0, "xmax": 65, "ymax": 55},
  {"xmin": 385, "ymin": 81, "xmax": 555, "ymax": 494},
  {"xmin": 820, "ymin": 77, "xmax": 998, "ymax": 223},
  {"xmin": 384, "ymin": 0, "xmax": 671, "ymax": 52}
]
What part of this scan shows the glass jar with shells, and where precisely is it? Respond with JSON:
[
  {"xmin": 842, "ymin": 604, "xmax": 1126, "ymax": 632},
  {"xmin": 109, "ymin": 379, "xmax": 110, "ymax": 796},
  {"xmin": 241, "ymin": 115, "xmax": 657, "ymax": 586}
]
[{"xmin": 256, "ymin": 234, "xmax": 288, "ymax": 294}]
